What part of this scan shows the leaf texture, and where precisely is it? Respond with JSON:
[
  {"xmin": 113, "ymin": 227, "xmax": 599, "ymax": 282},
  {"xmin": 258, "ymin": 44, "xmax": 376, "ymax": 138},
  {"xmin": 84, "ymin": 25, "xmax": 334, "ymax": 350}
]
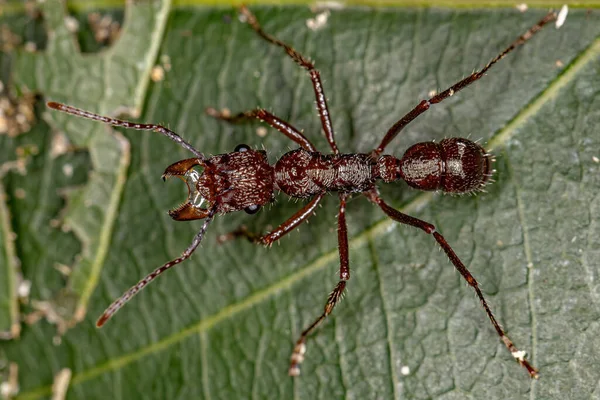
[{"xmin": 1, "ymin": 4, "xmax": 599, "ymax": 400}]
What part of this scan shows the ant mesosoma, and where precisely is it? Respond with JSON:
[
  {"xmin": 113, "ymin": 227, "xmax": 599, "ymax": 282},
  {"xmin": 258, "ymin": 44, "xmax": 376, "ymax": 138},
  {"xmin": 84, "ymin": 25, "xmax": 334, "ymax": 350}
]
[{"xmin": 47, "ymin": 6, "xmax": 564, "ymax": 379}]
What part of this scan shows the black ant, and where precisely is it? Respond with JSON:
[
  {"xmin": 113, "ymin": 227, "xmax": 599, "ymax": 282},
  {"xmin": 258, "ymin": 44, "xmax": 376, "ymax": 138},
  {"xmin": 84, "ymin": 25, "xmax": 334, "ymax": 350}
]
[{"xmin": 47, "ymin": 6, "xmax": 565, "ymax": 379}]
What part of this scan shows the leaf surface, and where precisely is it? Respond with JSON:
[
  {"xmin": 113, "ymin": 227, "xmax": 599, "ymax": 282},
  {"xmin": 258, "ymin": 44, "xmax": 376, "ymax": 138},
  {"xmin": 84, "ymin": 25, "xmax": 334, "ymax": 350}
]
[{"xmin": 1, "ymin": 4, "xmax": 600, "ymax": 400}]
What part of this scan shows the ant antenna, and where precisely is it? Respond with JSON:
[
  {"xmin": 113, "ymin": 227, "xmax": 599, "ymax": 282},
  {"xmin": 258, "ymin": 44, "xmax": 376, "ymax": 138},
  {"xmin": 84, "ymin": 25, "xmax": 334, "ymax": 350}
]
[
  {"xmin": 96, "ymin": 207, "xmax": 217, "ymax": 327},
  {"xmin": 47, "ymin": 102, "xmax": 205, "ymax": 160}
]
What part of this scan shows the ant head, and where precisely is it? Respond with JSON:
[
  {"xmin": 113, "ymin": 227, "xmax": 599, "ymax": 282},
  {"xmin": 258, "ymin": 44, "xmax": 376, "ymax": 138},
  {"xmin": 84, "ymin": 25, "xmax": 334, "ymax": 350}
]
[
  {"xmin": 164, "ymin": 144, "xmax": 274, "ymax": 220},
  {"xmin": 398, "ymin": 138, "xmax": 493, "ymax": 194}
]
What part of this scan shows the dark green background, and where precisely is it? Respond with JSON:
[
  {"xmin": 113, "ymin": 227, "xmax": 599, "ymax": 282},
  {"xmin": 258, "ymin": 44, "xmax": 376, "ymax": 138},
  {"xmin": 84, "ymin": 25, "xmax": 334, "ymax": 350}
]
[{"xmin": 1, "ymin": 2, "xmax": 599, "ymax": 399}]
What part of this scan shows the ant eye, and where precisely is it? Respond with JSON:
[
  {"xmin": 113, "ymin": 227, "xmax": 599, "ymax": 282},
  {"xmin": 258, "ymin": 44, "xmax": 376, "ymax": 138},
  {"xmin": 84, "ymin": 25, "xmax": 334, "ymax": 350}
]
[
  {"xmin": 244, "ymin": 204, "xmax": 261, "ymax": 214},
  {"xmin": 235, "ymin": 144, "xmax": 250, "ymax": 152}
]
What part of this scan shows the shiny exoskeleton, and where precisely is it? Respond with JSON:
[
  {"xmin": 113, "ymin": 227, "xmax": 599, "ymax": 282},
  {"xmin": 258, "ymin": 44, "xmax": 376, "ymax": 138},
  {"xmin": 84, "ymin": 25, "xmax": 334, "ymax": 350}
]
[
  {"xmin": 47, "ymin": 6, "xmax": 562, "ymax": 381},
  {"xmin": 165, "ymin": 138, "xmax": 490, "ymax": 222}
]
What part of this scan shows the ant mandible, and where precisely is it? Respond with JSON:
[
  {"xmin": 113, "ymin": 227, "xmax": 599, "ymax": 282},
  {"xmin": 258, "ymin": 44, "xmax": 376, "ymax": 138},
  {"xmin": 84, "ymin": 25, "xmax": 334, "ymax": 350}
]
[{"xmin": 47, "ymin": 6, "xmax": 564, "ymax": 379}]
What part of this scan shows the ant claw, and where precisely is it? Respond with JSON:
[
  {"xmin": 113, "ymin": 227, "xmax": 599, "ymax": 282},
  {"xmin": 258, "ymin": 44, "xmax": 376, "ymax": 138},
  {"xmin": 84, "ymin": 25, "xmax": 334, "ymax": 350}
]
[{"xmin": 289, "ymin": 340, "xmax": 307, "ymax": 377}]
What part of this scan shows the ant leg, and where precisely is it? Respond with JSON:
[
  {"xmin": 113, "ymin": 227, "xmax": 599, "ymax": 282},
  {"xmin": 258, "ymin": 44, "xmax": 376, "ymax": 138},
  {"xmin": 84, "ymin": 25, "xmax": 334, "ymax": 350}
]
[
  {"xmin": 240, "ymin": 6, "xmax": 339, "ymax": 154},
  {"xmin": 47, "ymin": 102, "xmax": 205, "ymax": 159},
  {"xmin": 372, "ymin": 10, "xmax": 558, "ymax": 157},
  {"xmin": 96, "ymin": 208, "xmax": 217, "ymax": 327},
  {"xmin": 218, "ymin": 192, "xmax": 325, "ymax": 245},
  {"xmin": 289, "ymin": 193, "xmax": 349, "ymax": 376},
  {"xmin": 364, "ymin": 188, "xmax": 538, "ymax": 378},
  {"xmin": 206, "ymin": 107, "xmax": 316, "ymax": 152}
]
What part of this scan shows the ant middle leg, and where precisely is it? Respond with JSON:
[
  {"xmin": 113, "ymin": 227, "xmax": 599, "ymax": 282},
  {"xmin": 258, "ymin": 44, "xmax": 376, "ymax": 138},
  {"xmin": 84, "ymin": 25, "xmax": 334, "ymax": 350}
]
[
  {"xmin": 206, "ymin": 107, "xmax": 316, "ymax": 152},
  {"xmin": 363, "ymin": 188, "xmax": 538, "ymax": 378},
  {"xmin": 372, "ymin": 9, "xmax": 559, "ymax": 157},
  {"xmin": 289, "ymin": 193, "xmax": 350, "ymax": 376},
  {"xmin": 218, "ymin": 192, "xmax": 325, "ymax": 245},
  {"xmin": 240, "ymin": 6, "xmax": 339, "ymax": 154}
]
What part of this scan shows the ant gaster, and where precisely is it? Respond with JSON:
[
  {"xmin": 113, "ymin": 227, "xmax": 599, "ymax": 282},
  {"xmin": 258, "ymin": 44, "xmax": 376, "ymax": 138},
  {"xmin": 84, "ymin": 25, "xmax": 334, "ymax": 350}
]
[{"xmin": 47, "ymin": 6, "xmax": 564, "ymax": 379}]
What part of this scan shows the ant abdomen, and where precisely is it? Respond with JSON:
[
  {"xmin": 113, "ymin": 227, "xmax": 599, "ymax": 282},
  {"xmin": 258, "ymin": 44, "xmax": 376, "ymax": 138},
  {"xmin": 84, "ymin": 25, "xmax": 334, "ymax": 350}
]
[{"xmin": 398, "ymin": 138, "xmax": 492, "ymax": 194}]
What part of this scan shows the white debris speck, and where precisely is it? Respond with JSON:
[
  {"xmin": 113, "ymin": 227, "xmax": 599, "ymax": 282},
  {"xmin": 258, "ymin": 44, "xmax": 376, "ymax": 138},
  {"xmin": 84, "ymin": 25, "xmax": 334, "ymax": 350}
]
[
  {"xmin": 0, "ymin": 363, "xmax": 19, "ymax": 398},
  {"xmin": 400, "ymin": 365, "xmax": 410, "ymax": 375},
  {"xmin": 527, "ymin": 262, "xmax": 534, "ymax": 269},
  {"xmin": 428, "ymin": 89, "xmax": 437, "ymax": 97},
  {"xmin": 306, "ymin": 10, "xmax": 330, "ymax": 31},
  {"xmin": 17, "ymin": 279, "xmax": 31, "ymax": 298},
  {"xmin": 297, "ymin": 342, "xmax": 306, "ymax": 355},
  {"xmin": 62, "ymin": 163, "xmax": 73, "ymax": 177},
  {"xmin": 24, "ymin": 41, "xmax": 37, "ymax": 52},
  {"xmin": 54, "ymin": 263, "xmax": 72, "ymax": 277},
  {"xmin": 64, "ymin": 15, "xmax": 79, "ymax": 33},
  {"xmin": 592, "ymin": 156, "xmax": 599, "ymax": 163},
  {"xmin": 220, "ymin": 108, "xmax": 231, "ymax": 118},
  {"xmin": 556, "ymin": 5, "xmax": 568, "ymax": 29},
  {"xmin": 385, "ymin": 223, "xmax": 396, "ymax": 233},
  {"xmin": 52, "ymin": 368, "xmax": 72, "ymax": 400},
  {"xmin": 571, "ymin": 236, "xmax": 577, "ymax": 243},
  {"xmin": 256, "ymin": 126, "xmax": 268, "ymax": 137},
  {"xmin": 555, "ymin": 59, "xmax": 564, "ymax": 68},
  {"xmin": 0, "ymin": 383, "xmax": 10, "ymax": 398},
  {"xmin": 516, "ymin": 3, "xmax": 528, "ymax": 12},
  {"xmin": 512, "ymin": 350, "xmax": 527, "ymax": 361},
  {"xmin": 51, "ymin": 131, "xmax": 70, "ymax": 158},
  {"xmin": 151, "ymin": 65, "xmax": 165, "ymax": 82}
]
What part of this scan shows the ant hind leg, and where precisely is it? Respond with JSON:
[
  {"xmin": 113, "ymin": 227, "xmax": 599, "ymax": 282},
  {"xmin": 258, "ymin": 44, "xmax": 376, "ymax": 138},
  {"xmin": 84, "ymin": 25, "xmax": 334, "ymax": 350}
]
[
  {"xmin": 363, "ymin": 188, "xmax": 538, "ymax": 378},
  {"xmin": 372, "ymin": 10, "xmax": 559, "ymax": 156}
]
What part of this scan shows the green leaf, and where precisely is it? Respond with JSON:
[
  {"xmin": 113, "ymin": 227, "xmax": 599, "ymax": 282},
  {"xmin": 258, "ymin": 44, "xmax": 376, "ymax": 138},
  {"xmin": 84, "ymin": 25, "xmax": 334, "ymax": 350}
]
[
  {"xmin": 2, "ymin": 3, "xmax": 600, "ymax": 400},
  {"xmin": 12, "ymin": 0, "xmax": 171, "ymax": 325}
]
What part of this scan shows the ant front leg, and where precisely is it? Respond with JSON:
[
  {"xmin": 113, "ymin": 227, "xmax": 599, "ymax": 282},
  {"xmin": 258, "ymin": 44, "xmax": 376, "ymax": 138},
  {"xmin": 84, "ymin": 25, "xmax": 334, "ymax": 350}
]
[
  {"xmin": 206, "ymin": 107, "xmax": 316, "ymax": 152},
  {"xmin": 289, "ymin": 193, "xmax": 350, "ymax": 376},
  {"xmin": 363, "ymin": 188, "xmax": 538, "ymax": 378},
  {"xmin": 218, "ymin": 192, "xmax": 325, "ymax": 245},
  {"xmin": 240, "ymin": 6, "xmax": 339, "ymax": 154}
]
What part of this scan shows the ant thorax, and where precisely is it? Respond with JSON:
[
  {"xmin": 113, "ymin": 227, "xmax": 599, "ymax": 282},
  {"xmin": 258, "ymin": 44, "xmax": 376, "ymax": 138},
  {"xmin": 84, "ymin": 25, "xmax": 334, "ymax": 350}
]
[{"xmin": 274, "ymin": 149, "xmax": 376, "ymax": 197}]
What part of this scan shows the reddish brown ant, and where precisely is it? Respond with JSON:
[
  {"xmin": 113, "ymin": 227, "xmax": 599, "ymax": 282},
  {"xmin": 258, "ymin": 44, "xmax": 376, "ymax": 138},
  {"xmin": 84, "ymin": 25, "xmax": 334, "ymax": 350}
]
[{"xmin": 47, "ymin": 6, "xmax": 565, "ymax": 379}]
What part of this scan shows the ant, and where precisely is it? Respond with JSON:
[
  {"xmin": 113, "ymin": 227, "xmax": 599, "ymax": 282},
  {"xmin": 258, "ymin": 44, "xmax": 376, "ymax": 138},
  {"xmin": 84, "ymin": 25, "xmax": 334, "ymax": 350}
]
[{"xmin": 47, "ymin": 6, "xmax": 564, "ymax": 379}]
